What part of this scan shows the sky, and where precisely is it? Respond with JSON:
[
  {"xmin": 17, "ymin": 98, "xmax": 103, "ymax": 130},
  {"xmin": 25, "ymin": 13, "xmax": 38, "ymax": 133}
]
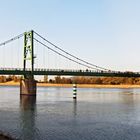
[{"xmin": 0, "ymin": 0, "xmax": 140, "ymax": 71}]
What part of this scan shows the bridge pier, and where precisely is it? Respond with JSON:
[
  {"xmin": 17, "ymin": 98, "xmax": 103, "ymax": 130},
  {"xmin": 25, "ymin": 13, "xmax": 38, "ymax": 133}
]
[{"xmin": 20, "ymin": 78, "xmax": 37, "ymax": 96}]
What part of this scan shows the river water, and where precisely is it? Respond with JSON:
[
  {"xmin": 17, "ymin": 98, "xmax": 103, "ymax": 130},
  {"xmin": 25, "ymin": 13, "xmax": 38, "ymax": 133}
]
[{"xmin": 1, "ymin": 86, "xmax": 140, "ymax": 140}]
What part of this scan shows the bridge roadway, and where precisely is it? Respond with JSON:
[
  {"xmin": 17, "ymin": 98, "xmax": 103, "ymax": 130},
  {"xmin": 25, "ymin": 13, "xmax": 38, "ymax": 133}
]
[{"xmin": 0, "ymin": 68, "xmax": 140, "ymax": 77}]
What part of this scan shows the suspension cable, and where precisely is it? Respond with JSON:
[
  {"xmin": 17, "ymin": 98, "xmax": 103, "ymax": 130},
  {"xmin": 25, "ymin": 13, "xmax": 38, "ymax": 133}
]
[
  {"xmin": 0, "ymin": 33, "xmax": 24, "ymax": 47},
  {"xmin": 34, "ymin": 31, "xmax": 111, "ymax": 71},
  {"xmin": 34, "ymin": 38, "xmax": 103, "ymax": 71}
]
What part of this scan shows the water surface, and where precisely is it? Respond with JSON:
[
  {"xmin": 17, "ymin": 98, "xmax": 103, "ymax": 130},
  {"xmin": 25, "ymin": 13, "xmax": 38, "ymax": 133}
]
[{"xmin": 0, "ymin": 86, "xmax": 140, "ymax": 140}]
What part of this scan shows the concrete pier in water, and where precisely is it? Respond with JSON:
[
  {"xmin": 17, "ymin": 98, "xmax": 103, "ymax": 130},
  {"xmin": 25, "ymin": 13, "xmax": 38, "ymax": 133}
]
[{"xmin": 20, "ymin": 79, "xmax": 37, "ymax": 96}]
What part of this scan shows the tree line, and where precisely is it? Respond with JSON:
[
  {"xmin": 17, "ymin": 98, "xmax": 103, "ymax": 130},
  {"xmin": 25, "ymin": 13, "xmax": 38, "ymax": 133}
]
[
  {"xmin": 0, "ymin": 75, "xmax": 21, "ymax": 83},
  {"xmin": 1, "ymin": 75, "xmax": 140, "ymax": 85},
  {"xmin": 47, "ymin": 76, "xmax": 140, "ymax": 85}
]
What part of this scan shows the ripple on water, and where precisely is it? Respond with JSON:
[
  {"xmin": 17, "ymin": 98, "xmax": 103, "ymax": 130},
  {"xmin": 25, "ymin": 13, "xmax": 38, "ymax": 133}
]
[{"xmin": 1, "ymin": 87, "xmax": 140, "ymax": 139}]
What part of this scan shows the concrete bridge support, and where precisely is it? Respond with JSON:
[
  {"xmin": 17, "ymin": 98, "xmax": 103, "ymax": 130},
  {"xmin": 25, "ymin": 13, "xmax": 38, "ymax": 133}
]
[{"xmin": 20, "ymin": 78, "xmax": 37, "ymax": 96}]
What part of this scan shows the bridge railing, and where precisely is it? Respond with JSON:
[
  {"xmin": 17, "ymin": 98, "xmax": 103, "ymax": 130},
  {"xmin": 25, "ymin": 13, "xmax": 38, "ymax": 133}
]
[{"xmin": 0, "ymin": 68, "xmax": 139, "ymax": 75}]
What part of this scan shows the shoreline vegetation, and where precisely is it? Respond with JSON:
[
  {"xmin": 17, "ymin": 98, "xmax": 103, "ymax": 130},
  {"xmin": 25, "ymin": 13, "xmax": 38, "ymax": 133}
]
[
  {"xmin": 1, "ymin": 75, "xmax": 140, "ymax": 88},
  {"xmin": 0, "ymin": 81, "xmax": 140, "ymax": 88}
]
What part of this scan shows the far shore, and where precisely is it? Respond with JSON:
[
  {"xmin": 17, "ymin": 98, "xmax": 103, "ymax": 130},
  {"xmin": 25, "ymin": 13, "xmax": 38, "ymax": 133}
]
[{"xmin": 0, "ymin": 81, "xmax": 140, "ymax": 88}]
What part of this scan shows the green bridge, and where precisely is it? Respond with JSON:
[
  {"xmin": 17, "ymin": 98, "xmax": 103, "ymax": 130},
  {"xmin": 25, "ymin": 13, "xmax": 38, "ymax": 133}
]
[
  {"xmin": 0, "ymin": 30, "xmax": 139, "ymax": 96},
  {"xmin": 0, "ymin": 68, "xmax": 140, "ymax": 77}
]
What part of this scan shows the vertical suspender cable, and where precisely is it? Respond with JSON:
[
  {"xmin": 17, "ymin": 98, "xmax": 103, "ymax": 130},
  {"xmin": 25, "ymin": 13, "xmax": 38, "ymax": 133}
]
[
  {"xmin": 17, "ymin": 38, "xmax": 20, "ymax": 68},
  {"xmin": 43, "ymin": 45, "xmax": 45, "ymax": 69},
  {"xmin": 3, "ymin": 45, "xmax": 5, "ymax": 68},
  {"xmin": 47, "ymin": 48, "xmax": 49, "ymax": 69},
  {"xmin": 34, "ymin": 31, "xmax": 111, "ymax": 71}
]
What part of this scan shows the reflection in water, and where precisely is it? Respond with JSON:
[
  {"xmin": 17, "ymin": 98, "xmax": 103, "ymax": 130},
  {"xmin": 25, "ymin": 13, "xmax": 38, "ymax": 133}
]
[
  {"xmin": 73, "ymin": 99, "xmax": 77, "ymax": 117},
  {"xmin": 121, "ymin": 93, "xmax": 134, "ymax": 105},
  {"xmin": 2, "ymin": 87, "xmax": 140, "ymax": 140},
  {"xmin": 120, "ymin": 88, "xmax": 139, "ymax": 106},
  {"xmin": 19, "ymin": 95, "xmax": 39, "ymax": 140}
]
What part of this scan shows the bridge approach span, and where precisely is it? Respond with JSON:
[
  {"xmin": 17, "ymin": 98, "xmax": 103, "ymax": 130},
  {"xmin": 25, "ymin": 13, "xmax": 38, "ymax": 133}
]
[{"xmin": 0, "ymin": 68, "xmax": 140, "ymax": 77}]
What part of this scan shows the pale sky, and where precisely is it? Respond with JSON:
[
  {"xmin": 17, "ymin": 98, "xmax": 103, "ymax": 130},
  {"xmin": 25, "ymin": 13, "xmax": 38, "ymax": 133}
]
[{"xmin": 0, "ymin": 0, "xmax": 140, "ymax": 72}]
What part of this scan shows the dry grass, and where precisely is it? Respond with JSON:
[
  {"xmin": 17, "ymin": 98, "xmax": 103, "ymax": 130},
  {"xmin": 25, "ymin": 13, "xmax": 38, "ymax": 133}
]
[{"xmin": 0, "ymin": 81, "xmax": 140, "ymax": 88}]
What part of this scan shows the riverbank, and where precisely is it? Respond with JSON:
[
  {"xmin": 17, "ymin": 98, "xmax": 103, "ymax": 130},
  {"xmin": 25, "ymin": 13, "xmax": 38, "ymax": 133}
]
[
  {"xmin": 0, "ymin": 81, "xmax": 140, "ymax": 88},
  {"xmin": 0, "ymin": 133, "xmax": 16, "ymax": 140},
  {"xmin": 0, "ymin": 135, "xmax": 15, "ymax": 140},
  {"xmin": 38, "ymin": 83, "xmax": 140, "ymax": 88}
]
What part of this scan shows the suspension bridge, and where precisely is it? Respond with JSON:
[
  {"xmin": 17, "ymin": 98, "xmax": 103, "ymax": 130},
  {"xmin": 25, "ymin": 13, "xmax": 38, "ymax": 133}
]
[{"xmin": 0, "ymin": 30, "xmax": 140, "ymax": 95}]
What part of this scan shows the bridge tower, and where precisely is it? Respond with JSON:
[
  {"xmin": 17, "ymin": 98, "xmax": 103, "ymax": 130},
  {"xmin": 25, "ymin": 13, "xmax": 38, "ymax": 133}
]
[{"xmin": 20, "ymin": 30, "xmax": 37, "ymax": 96}]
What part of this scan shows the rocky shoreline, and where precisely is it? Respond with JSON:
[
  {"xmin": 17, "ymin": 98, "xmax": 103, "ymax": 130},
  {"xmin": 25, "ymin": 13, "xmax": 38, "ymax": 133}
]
[{"xmin": 0, "ymin": 132, "xmax": 17, "ymax": 140}]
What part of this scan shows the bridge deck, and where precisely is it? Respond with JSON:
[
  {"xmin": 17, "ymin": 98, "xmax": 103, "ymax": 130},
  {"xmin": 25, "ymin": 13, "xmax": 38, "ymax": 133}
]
[{"xmin": 0, "ymin": 68, "xmax": 140, "ymax": 77}]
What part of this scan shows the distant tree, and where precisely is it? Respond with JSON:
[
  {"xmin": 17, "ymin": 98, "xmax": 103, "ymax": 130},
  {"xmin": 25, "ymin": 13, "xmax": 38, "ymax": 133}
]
[
  {"xmin": 6, "ymin": 75, "xmax": 13, "ymax": 82},
  {"xmin": 49, "ymin": 79, "xmax": 53, "ymax": 83},
  {"xmin": 55, "ymin": 76, "xmax": 61, "ymax": 83},
  {"xmin": 0, "ymin": 76, "xmax": 6, "ymax": 83},
  {"xmin": 44, "ymin": 75, "xmax": 48, "ymax": 83}
]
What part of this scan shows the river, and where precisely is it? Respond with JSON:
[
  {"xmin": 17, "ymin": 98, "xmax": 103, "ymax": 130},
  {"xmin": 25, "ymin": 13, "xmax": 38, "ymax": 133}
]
[{"xmin": 0, "ymin": 86, "xmax": 140, "ymax": 140}]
